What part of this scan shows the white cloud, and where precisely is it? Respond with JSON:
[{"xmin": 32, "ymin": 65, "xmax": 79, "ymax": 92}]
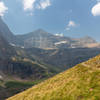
[
  {"xmin": 22, "ymin": 0, "xmax": 36, "ymax": 11},
  {"xmin": 22, "ymin": 0, "xmax": 52, "ymax": 15},
  {"xmin": 91, "ymin": 2, "xmax": 100, "ymax": 16},
  {"xmin": 68, "ymin": 21, "xmax": 77, "ymax": 27},
  {"xmin": 37, "ymin": 0, "xmax": 51, "ymax": 10},
  {"xmin": 66, "ymin": 20, "xmax": 78, "ymax": 31},
  {"xmin": 0, "ymin": 1, "xmax": 8, "ymax": 16}
]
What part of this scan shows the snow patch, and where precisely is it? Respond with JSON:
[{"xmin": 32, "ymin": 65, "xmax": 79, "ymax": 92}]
[
  {"xmin": 54, "ymin": 33, "xmax": 64, "ymax": 37},
  {"xmin": 55, "ymin": 41, "xmax": 67, "ymax": 45},
  {"xmin": 9, "ymin": 43, "xmax": 16, "ymax": 47},
  {"xmin": 21, "ymin": 46, "xmax": 25, "ymax": 48},
  {"xmin": 0, "ymin": 75, "xmax": 3, "ymax": 79}
]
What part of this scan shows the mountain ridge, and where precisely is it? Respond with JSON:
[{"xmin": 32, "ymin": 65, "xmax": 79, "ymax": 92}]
[
  {"xmin": 0, "ymin": 17, "xmax": 99, "ymax": 49},
  {"xmin": 0, "ymin": 17, "xmax": 16, "ymax": 44},
  {"xmin": 16, "ymin": 29, "xmax": 100, "ymax": 49}
]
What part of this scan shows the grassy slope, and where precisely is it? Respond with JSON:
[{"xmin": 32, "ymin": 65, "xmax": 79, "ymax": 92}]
[{"xmin": 7, "ymin": 55, "xmax": 100, "ymax": 100}]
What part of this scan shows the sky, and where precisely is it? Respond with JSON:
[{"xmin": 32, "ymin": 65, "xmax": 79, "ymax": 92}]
[{"xmin": 0, "ymin": 0, "xmax": 100, "ymax": 41}]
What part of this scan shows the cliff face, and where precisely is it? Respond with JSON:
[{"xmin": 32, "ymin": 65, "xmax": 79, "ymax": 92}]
[{"xmin": 0, "ymin": 59, "xmax": 50, "ymax": 80}]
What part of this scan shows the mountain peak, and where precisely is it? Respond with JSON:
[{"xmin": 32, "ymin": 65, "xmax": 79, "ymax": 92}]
[
  {"xmin": 82, "ymin": 36, "xmax": 97, "ymax": 43},
  {"xmin": 83, "ymin": 36, "xmax": 95, "ymax": 40},
  {"xmin": 36, "ymin": 28, "xmax": 46, "ymax": 32},
  {"xmin": 33, "ymin": 29, "xmax": 50, "ymax": 35}
]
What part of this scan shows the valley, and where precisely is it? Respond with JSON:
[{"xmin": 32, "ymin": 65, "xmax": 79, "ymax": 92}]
[
  {"xmin": 0, "ymin": 17, "xmax": 100, "ymax": 100},
  {"xmin": 7, "ymin": 55, "xmax": 100, "ymax": 100},
  {"xmin": 0, "ymin": 0, "xmax": 99, "ymax": 99}
]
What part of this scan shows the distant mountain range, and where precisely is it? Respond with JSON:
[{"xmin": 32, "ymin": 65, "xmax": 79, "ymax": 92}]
[
  {"xmin": 7, "ymin": 55, "xmax": 100, "ymax": 100},
  {"xmin": 0, "ymin": 17, "xmax": 100, "ymax": 100},
  {"xmin": 0, "ymin": 17, "xmax": 100, "ymax": 49},
  {"xmin": 16, "ymin": 29, "xmax": 100, "ymax": 49},
  {"xmin": 0, "ymin": 36, "xmax": 56, "ymax": 100}
]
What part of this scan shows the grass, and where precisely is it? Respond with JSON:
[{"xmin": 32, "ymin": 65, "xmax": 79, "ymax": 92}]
[
  {"xmin": 5, "ymin": 81, "xmax": 34, "ymax": 88},
  {"xmin": 7, "ymin": 55, "xmax": 100, "ymax": 100},
  {"xmin": 0, "ymin": 79, "xmax": 45, "ymax": 100},
  {"xmin": 4, "ymin": 81, "xmax": 41, "ymax": 95}
]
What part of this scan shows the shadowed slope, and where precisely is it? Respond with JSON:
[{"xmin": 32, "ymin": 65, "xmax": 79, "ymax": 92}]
[
  {"xmin": 0, "ymin": 17, "xmax": 16, "ymax": 43},
  {"xmin": 0, "ymin": 32, "xmax": 16, "ymax": 59}
]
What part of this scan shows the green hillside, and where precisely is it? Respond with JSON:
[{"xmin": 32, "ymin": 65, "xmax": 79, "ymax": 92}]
[{"xmin": 7, "ymin": 55, "xmax": 100, "ymax": 100}]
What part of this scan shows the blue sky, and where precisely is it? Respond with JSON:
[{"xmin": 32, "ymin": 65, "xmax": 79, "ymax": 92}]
[{"xmin": 0, "ymin": 0, "xmax": 100, "ymax": 41}]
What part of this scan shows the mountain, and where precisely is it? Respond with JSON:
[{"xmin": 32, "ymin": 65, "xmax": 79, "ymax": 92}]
[
  {"xmin": 0, "ymin": 31, "xmax": 16, "ymax": 59},
  {"xmin": 0, "ymin": 17, "xmax": 16, "ymax": 43},
  {"xmin": 0, "ymin": 33, "xmax": 52, "ymax": 81},
  {"xmin": 16, "ymin": 29, "xmax": 69, "ymax": 49},
  {"xmin": 70, "ymin": 36, "xmax": 100, "ymax": 48},
  {"xmin": 0, "ymin": 30, "xmax": 58, "ymax": 100},
  {"xmin": 0, "ymin": 45, "xmax": 57, "ymax": 100},
  {"xmin": 16, "ymin": 29, "xmax": 100, "ymax": 49},
  {"xmin": 0, "ymin": 17, "xmax": 99, "ymax": 49},
  {"xmin": 7, "ymin": 55, "xmax": 100, "ymax": 100},
  {"xmin": 1, "ymin": 33, "xmax": 100, "ymax": 100},
  {"xmin": 0, "ymin": 20, "xmax": 56, "ymax": 81},
  {"xmin": 26, "ymin": 47, "xmax": 100, "ymax": 70},
  {"xmin": 1, "ymin": 18, "xmax": 100, "ymax": 99}
]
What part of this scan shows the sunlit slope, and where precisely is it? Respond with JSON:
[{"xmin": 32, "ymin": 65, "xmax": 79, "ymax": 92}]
[{"xmin": 7, "ymin": 55, "xmax": 100, "ymax": 100}]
